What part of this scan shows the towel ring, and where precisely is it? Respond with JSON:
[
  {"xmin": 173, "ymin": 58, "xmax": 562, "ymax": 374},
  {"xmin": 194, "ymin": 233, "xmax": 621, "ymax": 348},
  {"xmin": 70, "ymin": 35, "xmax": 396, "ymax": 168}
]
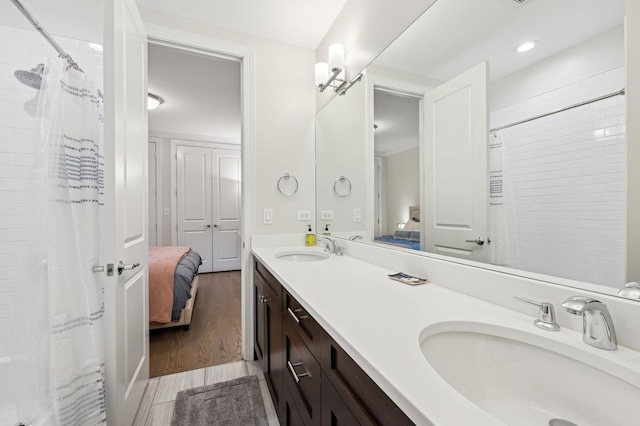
[
  {"xmin": 333, "ymin": 176, "xmax": 352, "ymax": 197},
  {"xmin": 277, "ymin": 173, "xmax": 299, "ymax": 196}
]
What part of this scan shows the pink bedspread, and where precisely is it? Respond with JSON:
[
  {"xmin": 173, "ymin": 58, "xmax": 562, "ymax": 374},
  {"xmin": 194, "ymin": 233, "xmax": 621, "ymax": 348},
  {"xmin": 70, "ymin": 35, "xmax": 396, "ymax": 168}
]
[{"xmin": 149, "ymin": 246, "xmax": 191, "ymax": 323}]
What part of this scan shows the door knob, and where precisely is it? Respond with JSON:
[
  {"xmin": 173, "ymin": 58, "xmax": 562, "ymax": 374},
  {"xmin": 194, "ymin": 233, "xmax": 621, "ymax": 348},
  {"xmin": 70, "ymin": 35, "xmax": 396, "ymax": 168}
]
[
  {"xmin": 465, "ymin": 237, "xmax": 485, "ymax": 246},
  {"xmin": 204, "ymin": 224, "xmax": 211, "ymax": 228},
  {"xmin": 117, "ymin": 261, "xmax": 140, "ymax": 275}
]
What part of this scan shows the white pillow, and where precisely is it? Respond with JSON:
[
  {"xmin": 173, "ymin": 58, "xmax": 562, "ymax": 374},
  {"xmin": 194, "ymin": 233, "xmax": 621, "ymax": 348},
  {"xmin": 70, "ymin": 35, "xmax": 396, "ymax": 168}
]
[{"xmin": 403, "ymin": 219, "xmax": 420, "ymax": 231}]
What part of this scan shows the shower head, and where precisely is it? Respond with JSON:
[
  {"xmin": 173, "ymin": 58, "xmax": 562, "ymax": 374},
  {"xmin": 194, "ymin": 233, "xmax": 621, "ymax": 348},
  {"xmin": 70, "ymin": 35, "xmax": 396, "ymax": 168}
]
[{"xmin": 14, "ymin": 63, "xmax": 44, "ymax": 89}]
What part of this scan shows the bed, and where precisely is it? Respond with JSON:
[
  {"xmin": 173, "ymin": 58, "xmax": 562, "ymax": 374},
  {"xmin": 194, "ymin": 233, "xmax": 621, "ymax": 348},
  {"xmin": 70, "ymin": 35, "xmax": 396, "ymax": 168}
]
[
  {"xmin": 375, "ymin": 205, "xmax": 422, "ymax": 250},
  {"xmin": 149, "ymin": 246, "xmax": 202, "ymax": 331}
]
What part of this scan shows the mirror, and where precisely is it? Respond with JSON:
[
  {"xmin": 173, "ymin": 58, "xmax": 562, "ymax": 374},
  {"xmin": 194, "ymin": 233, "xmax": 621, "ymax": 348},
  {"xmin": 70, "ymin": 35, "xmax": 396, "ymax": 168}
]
[{"xmin": 316, "ymin": 0, "xmax": 632, "ymax": 297}]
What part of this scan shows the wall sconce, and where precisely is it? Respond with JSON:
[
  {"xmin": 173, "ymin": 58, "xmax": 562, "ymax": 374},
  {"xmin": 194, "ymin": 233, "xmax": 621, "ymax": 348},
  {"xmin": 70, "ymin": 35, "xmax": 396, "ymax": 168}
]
[{"xmin": 315, "ymin": 43, "xmax": 363, "ymax": 96}]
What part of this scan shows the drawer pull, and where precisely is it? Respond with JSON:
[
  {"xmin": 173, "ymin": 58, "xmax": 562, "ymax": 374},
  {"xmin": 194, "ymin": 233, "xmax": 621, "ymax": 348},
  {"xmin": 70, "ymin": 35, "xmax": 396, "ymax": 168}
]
[
  {"xmin": 287, "ymin": 307, "xmax": 308, "ymax": 323},
  {"xmin": 287, "ymin": 360, "xmax": 311, "ymax": 383}
]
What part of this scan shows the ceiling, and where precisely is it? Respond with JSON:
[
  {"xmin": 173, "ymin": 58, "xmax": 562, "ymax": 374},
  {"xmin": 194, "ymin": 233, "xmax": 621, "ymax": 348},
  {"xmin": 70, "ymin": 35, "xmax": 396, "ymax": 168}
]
[
  {"xmin": 374, "ymin": 91, "xmax": 419, "ymax": 156},
  {"xmin": 148, "ymin": 43, "xmax": 241, "ymax": 140},
  {"xmin": 136, "ymin": 0, "xmax": 349, "ymax": 50},
  {"xmin": 374, "ymin": 0, "xmax": 625, "ymax": 83}
]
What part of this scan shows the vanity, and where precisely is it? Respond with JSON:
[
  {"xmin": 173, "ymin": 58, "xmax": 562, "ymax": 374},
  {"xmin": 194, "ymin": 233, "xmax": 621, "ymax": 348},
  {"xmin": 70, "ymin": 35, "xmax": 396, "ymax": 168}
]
[{"xmin": 252, "ymin": 242, "xmax": 640, "ymax": 426}]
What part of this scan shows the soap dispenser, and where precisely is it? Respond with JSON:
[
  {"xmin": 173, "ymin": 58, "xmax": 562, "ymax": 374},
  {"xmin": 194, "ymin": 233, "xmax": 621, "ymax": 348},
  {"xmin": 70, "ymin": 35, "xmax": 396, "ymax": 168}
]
[
  {"xmin": 305, "ymin": 225, "xmax": 315, "ymax": 246},
  {"xmin": 323, "ymin": 224, "xmax": 331, "ymax": 235}
]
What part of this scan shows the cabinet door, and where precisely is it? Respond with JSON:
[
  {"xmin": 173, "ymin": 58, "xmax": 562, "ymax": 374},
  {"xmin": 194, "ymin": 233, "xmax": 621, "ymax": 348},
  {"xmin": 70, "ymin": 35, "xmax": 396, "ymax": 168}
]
[
  {"xmin": 283, "ymin": 320, "xmax": 321, "ymax": 426},
  {"xmin": 321, "ymin": 372, "xmax": 360, "ymax": 426},
  {"xmin": 254, "ymin": 278, "xmax": 266, "ymax": 364}
]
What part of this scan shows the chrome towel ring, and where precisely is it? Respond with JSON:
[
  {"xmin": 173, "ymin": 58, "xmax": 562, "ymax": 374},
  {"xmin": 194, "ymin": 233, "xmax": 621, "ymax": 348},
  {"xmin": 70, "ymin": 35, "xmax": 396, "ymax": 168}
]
[
  {"xmin": 334, "ymin": 175, "xmax": 352, "ymax": 197},
  {"xmin": 277, "ymin": 172, "xmax": 299, "ymax": 196}
]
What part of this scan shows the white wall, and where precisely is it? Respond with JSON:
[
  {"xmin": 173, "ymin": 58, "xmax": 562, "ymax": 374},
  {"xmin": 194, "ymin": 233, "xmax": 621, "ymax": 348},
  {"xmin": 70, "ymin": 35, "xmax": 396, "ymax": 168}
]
[
  {"xmin": 316, "ymin": 80, "xmax": 368, "ymax": 236},
  {"xmin": 627, "ymin": 0, "xmax": 640, "ymax": 283},
  {"xmin": 383, "ymin": 147, "xmax": 419, "ymax": 235},
  {"xmin": 139, "ymin": 7, "xmax": 317, "ymax": 236},
  {"xmin": 0, "ymin": 24, "xmax": 103, "ymax": 423}
]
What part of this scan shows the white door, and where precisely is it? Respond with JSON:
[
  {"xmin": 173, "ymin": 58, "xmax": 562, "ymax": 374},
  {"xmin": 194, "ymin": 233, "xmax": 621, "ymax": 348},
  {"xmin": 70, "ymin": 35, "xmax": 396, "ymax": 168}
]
[
  {"xmin": 423, "ymin": 61, "xmax": 488, "ymax": 262},
  {"xmin": 102, "ymin": 0, "xmax": 149, "ymax": 425},
  {"xmin": 212, "ymin": 149, "xmax": 241, "ymax": 271},
  {"xmin": 148, "ymin": 142, "xmax": 157, "ymax": 246},
  {"xmin": 177, "ymin": 145, "xmax": 214, "ymax": 273}
]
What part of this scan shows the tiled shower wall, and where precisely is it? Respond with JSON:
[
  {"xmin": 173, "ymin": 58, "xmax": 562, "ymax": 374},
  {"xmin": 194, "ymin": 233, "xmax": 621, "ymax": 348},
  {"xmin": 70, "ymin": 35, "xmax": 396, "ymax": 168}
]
[
  {"xmin": 490, "ymin": 66, "xmax": 626, "ymax": 288},
  {"xmin": 0, "ymin": 23, "xmax": 102, "ymax": 420}
]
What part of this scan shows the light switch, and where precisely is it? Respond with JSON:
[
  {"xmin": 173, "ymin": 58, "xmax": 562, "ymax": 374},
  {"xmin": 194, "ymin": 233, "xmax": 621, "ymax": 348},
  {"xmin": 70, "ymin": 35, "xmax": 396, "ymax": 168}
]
[
  {"xmin": 353, "ymin": 208, "xmax": 361, "ymax": 222},
  {"xmin": 163, "ymin": 208, "xmax": 170, "ymax": 216},
  {"xmin": 264, "ymin": 209, "xmax": 273, "ymax": 224}
]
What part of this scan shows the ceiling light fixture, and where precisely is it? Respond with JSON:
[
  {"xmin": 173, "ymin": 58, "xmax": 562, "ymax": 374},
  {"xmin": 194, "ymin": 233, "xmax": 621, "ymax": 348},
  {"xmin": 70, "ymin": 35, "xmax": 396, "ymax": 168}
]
[
  {"xmin": 516, "ymin": 41, "xmax": 537, "ymax": 53},
  {"xmin": 147, "ymin": 93, "xmax": 164, "ymax": 110},
  {"xmin": 315, "ymin": 43, "xmax": 362, "ymax": 96}
]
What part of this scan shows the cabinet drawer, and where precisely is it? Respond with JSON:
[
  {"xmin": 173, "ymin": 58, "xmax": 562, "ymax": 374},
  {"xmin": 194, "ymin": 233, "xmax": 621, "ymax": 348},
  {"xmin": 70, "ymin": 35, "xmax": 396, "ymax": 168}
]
[
  {"xmin": 320, "ymin": 333, "xmax": 414, "ymax": 426},
  {"xmin": 321, "ymin": 372, "xmax": 360, "ymax": 426},
  {"xmin": 284, "ymin": 290, "xmax": 321, "ymax": 358},
  {"xmin": 255, "ymin": 258, "xmax": 282, "ymax": 299},
  {"xmin": 283, "ymin": 320, "xmax": 321, "ymax": 426}
]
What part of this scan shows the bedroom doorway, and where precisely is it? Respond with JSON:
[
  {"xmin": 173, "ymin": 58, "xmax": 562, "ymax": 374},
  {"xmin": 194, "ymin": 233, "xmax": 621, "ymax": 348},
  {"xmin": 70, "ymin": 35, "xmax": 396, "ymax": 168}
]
[{"xmin": 147, "ymin": 40, "xmax": 243, "ymax": 377}]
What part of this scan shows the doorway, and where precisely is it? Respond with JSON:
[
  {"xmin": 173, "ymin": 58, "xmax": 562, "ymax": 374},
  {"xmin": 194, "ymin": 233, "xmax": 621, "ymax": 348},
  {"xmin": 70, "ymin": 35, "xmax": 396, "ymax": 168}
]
[{"xmin": 147, "ymin": 41, "xmax": 243, "ymax": 377}]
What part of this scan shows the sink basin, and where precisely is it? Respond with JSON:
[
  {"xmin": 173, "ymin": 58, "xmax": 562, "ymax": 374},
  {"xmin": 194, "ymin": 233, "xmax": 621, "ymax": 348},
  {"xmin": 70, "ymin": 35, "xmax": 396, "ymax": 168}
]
[
  {"xmin": 275, "ymin": 251, "xmax": 330, "ymax": 262},
  {"xmin": 419, "ymin": 322, "xmax": 640, "ymax": 426}
]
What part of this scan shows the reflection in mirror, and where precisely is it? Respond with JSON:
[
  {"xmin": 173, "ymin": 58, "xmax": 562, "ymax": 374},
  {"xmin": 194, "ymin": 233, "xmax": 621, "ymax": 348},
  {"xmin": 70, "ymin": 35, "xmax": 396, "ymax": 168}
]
[{"xmin": 316, "ymin": 0, "xmax": 632, "ymax": 296}]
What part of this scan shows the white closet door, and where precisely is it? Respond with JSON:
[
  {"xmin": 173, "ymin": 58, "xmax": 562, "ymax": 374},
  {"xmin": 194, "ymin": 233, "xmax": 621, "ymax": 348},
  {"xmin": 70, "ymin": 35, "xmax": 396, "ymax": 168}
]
[
  {"xmin": 212, "ymin": 149, "xmax": 241, "ymax": 271},
  {"xmin": 102, "ymin": 0, "xmax": 149, "ymax": 424},
  {"xmin": 423, "ymin": 61, "xmax": 488, "ymax": 262},
  {"xmin": 176, "ymin": 145, "xmax": 213, "ymax": 273},
  {"xmin": 148, "ymin": 141, "xmax": 157, "ymax": 246}
]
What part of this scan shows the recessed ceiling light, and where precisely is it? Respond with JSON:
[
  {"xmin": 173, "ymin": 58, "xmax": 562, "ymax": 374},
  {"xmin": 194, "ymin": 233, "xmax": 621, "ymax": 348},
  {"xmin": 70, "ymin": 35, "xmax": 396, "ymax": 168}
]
[
  {"xmin": 147, "ymin": 93, "xmax": 164, "ymax": 110},
  {"xmin": 88, "ymin": 42, "xmax": 103, "ymax": 52},
  {"xmin": 516, "ymin": 41, "xmax": 536, "ymax": 53}
]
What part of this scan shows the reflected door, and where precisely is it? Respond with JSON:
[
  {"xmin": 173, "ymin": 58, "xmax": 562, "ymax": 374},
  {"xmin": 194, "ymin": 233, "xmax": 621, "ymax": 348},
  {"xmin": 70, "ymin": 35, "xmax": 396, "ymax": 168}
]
[
  {"xmin": 423, "ymin": 61, "xmax": 488, "ymax": 261},
  {"xmin": 211, "ymin": 149, "xmax": 241, "ymax": 271}
]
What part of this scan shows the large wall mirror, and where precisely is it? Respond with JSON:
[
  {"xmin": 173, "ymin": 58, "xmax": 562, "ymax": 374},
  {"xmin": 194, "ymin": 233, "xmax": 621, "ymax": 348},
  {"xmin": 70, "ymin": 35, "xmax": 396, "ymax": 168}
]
[{"xmin": 315, "ymin": 0, "xmax": 637, "ymax": 299}]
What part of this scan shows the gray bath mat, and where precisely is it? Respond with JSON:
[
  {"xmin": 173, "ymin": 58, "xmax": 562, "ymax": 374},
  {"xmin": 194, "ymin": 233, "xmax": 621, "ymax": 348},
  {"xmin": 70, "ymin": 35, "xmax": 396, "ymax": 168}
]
[{"xmin": 171, "ymin": 375, "xmax": 268, "ymax": 426}]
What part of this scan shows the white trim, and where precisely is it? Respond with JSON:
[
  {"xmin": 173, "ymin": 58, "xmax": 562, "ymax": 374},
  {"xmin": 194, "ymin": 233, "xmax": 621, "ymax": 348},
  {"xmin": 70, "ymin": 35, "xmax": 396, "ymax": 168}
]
[
  {"xmin": 365, "ymin": 73, "xmax": 429, "ymax": 243},
  {"xmin": 148, "ymin": 137, "xmax": 163, "ymax": 245},
  {"xmin": 149, "ymin": 131, "xmax": 240, "ymax": 145},
  {"xmin": 145, "ymin": 23, "xmax": 256, "ymax": 360}
]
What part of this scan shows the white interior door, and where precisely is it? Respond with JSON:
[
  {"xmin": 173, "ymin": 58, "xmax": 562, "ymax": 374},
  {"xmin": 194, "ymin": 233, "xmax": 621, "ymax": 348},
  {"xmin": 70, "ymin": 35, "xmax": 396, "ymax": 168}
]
[
  {"xmin": 176, "ymin": 145, "xmax": 213, "ymax": 273},
  {"xmin": 102, "ymin": 0, "xmax": 149, "ymax": 425},
  {"xmin": 212, "ymin": 148, "xmax": 241, "ymax": 271},
  {"xmin": 148, "ymin": 142, "xmax": 157, "ymax": 246},
  {"xmin": 423, "ymin": 61, "xmax": 488, "ymax": 262}
]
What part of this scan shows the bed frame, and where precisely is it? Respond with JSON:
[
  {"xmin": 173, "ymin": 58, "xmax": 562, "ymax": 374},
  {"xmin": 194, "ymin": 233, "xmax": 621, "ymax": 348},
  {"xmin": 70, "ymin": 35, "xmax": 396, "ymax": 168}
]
[{"xmin": 149, "ymin": 275, "xmax": 199, "ymax": 331}]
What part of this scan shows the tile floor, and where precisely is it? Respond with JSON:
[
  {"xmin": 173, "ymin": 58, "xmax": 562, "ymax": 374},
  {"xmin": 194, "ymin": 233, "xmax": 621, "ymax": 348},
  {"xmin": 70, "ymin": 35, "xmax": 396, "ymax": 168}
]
[{"xmin": 133, "ymin": 360, "xmax": 280, "ymax": 426}]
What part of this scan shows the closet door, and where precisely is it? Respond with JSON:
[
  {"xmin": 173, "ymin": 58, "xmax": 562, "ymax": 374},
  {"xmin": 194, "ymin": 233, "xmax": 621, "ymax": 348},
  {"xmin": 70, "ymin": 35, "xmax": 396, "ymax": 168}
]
[
  {"xmin": 176, "ymin": 145, "xmax": 213, "ymax": 273},
  {"xmin": 212, "ymin": 148, "xmax": 242, "ymax": 271}
]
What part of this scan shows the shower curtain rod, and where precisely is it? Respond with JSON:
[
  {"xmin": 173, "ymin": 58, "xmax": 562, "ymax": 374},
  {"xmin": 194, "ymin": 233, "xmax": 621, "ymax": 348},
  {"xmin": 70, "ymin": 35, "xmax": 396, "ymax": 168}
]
[
  {"xmin": 10, "ymin": 0, "xmax": 83, "ymax": 72},
  {"xmin": 490, "ymin": 88, "xmax": 625, "ymax": 134}
]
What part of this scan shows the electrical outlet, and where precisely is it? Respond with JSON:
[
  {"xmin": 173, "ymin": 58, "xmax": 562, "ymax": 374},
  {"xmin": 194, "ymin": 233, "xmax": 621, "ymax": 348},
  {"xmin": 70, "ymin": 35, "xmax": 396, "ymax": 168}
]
[
  {"xmin": 163, "ymin": 208, "xmax": 170, "ymax": 216},
  {"xmin": 320, "ymin": 210, "xmax": 334, "ymax": 220},
  {"xmin": 264, "ymin": 209, "xmax": 273, "ymax": 224},
  {"xmin": 297, "ymin": 210, "xmax": 311, "ymax": 221},
  {"xmin": 353, "ymin": 208, "xmax": 362, "ymax": 222}
]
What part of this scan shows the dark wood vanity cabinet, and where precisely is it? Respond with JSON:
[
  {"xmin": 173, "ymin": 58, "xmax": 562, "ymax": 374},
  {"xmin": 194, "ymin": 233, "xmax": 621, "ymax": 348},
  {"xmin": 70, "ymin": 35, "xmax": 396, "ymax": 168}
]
[
  {"xmin": 254, "ymin": 259, "xmax": 284, "ymax": 414},
  {"xmin": 254, "ymin": 257, "xmax": 415, "ymax": 426}
]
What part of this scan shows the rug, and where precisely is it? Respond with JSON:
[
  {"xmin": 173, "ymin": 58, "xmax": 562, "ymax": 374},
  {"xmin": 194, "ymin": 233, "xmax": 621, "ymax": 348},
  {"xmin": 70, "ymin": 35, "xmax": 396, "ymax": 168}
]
[{"xmin": 171, "ymin": 375, "xmax": 269, "ymax": 426}]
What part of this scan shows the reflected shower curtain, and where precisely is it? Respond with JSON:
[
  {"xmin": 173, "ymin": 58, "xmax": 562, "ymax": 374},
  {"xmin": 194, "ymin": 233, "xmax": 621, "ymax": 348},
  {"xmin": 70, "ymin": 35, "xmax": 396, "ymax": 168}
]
[{"xmin": 13, "ymin": 57, "xmax": 106, "ymax": 425}]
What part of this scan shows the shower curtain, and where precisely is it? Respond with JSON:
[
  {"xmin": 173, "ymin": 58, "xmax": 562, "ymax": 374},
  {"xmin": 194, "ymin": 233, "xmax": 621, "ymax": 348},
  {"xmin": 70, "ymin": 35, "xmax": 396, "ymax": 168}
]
[{"xmin": 13, "ymin": 57, "xmax": 107, "ymax": 426}]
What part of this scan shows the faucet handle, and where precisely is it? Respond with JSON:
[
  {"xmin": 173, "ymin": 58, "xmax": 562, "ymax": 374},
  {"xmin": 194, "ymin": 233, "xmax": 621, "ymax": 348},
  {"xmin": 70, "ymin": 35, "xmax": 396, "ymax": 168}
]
[
  {"xmin": 561, "ymin": 296, "xmax": 600, "ymax": 314},
  {"xmin": 514, "ymin": 295, "xmax": 560, "ymax": 331}
]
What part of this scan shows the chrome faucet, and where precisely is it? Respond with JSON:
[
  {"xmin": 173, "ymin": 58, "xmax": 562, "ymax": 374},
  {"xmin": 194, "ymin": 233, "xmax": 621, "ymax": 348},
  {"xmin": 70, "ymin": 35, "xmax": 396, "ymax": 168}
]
[
  {"xmin": 561, "ymin": 296, "xmax": 617, "ymax": 351},
  {"xmin": 318, "ymin": 236, "xmax": 336, "ymax": 254}
]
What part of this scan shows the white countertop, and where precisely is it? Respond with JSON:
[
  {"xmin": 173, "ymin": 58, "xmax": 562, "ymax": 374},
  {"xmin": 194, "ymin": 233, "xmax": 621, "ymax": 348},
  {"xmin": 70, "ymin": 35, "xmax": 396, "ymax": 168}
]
[{"xmin": 251, "ymin": 245, "xmax": 640, "ymax": 426}]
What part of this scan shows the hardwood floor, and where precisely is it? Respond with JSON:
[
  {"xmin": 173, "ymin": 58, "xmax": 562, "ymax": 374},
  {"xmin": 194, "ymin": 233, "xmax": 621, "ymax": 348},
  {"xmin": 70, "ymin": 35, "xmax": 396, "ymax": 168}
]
[{"xmin": 149, "ymin": 271, "xmax": 242, "ymax": 378}]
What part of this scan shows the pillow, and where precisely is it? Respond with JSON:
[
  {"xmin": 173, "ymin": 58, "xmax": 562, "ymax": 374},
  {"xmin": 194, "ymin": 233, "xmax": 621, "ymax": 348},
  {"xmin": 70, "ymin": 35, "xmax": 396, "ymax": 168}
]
[
  {"xmin": 393, "ymin": 230, "xmax": 411, "ymax": 240},
  {"xmin": 408, "ymin": 230, "xmax": 420, "ymax": 242},
  {"xmin": 403, "ymin": 219, "xmax": 420, "ymax": 231}
]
